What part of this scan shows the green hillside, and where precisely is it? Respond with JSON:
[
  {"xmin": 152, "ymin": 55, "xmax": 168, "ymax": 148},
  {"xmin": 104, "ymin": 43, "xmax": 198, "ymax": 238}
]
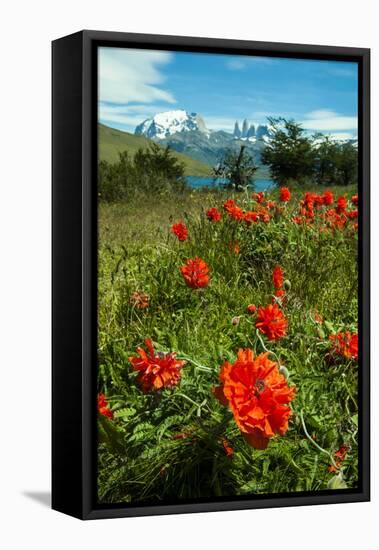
[{"xmin": 98, "ymin": 124, "xmax": 212, "ymax": 176}]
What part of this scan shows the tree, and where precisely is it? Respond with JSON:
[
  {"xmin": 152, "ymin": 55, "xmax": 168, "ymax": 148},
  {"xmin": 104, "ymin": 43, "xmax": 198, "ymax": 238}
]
[
  {"xmin": 261, "ymin": 118, "xmax": 316, "ymax": 185},
  {"xmin": 214, "ymin": 145, "xmax": 258, "ymax": 191},
  {"xmin": 335, "ymin": 142, "xmax": 358, "ymax": 186},
  {"xmin": 313, "ymin": 134, "xmax": 340, "ymax": 186},
  {"xmin": 313, "ymin": 135, "xmax": 358, "ymax": 186}
]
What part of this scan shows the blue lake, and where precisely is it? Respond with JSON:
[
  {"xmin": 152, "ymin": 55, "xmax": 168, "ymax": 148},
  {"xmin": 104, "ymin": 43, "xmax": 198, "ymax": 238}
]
[{"xmin": 186, "ymin": 176, "xmax": 274, "ymax": 191}]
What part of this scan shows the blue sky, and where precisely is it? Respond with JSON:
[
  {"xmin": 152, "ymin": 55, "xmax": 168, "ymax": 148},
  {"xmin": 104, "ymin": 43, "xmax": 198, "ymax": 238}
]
[{"xmin": 99, "ymin": 47, "xmax": 358, "ymax": 139}]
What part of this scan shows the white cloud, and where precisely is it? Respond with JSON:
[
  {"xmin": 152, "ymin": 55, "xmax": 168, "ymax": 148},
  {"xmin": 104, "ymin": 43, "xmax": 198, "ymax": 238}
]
[
  {"xmin": 203, "ymin": 116, "xmax": 238, "ymax": 131},
  {"xmin": 302, "ymin": 110, "xmax": 357, "ymax": 132},
  {"xmin": 99, "ymin": 103, "xmax": 174, "ymax": 130},
  {"xmin": 328, "ymin": 132, "xmax": 355, "ymax": 140},
  {"xmin": 225, "ymin": 56, "xmax": 278, "ymax": 71},
  {"xmin": 226, "ymin": 59, "xmax": 246, "ymax": 70},
  {"xmin": 99, "ymin": 47, "xmax": 176, "ymax": 104}
]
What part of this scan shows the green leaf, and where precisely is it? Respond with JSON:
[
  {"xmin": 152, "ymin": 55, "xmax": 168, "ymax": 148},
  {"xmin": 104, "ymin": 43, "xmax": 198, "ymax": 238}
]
[{"xmin": 327, "ymin": 473, "xmax": 348, "ymax": 490}]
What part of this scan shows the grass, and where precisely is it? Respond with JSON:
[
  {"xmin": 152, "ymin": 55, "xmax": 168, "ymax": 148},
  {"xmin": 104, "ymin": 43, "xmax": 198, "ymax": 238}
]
[
  {"xmin": 97, "ymin": 184, "xmax": 358, "ymax": 504},
  {"xmin": 98, "ymin": 123, "xmax": 212, "ymax": 176}
]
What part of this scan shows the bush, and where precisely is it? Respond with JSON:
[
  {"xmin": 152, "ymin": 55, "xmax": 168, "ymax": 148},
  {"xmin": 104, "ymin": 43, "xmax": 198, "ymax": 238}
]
[{"xmin": 98, "ymin": 144, "xmax": 188, "ymax": 202}]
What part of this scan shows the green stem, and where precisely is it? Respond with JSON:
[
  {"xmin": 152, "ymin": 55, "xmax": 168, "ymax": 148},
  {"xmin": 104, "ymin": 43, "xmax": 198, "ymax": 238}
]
[
  {"xmin": 300, "ymin": 409, "xmax": 337, "ymax": 469},
  {"xmin": 255, "ymin": 329, "xmax": 281, "ymax": 365}
]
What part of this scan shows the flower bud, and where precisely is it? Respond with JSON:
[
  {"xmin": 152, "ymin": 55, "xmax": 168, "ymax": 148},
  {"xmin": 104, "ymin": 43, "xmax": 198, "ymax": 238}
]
[
  {"xmin": 279, "ymin": 365, "xmax": 290, "ymax": 379},
  {"xmin": 283, "ymin": 279, "xmax": 291, "ymax": 291}
]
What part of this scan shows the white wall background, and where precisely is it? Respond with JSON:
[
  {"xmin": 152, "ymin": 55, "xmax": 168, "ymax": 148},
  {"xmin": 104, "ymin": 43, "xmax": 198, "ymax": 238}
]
[{"xmin": 0, "ymin": 0, "xmax": 376, "ymax": 547}]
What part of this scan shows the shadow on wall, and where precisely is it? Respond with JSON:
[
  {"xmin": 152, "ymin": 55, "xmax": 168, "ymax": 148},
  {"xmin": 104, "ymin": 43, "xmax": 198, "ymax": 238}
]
[{"xmin": 22, "ymin": 491, "xmax": 51, "ymax": 508}]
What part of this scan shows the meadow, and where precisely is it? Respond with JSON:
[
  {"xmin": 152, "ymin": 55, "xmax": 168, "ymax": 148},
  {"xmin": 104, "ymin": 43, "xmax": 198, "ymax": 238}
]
[{"xmin": 97, "ymin": 185, "xmax": 359, "ymax": 504}]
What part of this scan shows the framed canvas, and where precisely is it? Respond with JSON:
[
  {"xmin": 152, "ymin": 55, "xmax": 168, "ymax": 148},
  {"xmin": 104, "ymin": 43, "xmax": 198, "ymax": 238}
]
[{"xmin": 52, "ymin": 30, "xmax": 370, "ymax": 520}]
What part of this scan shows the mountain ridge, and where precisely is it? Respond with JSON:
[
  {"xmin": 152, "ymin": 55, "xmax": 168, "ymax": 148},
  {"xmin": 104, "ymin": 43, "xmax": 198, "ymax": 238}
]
[{"xmin": 98, "ymin": 123, "xmax": 212, "ymax": 176}]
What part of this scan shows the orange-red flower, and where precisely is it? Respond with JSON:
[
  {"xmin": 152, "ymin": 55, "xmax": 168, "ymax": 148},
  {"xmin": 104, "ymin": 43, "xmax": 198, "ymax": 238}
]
[
  {"xmin": 329, "ymin": 332, "xmax": 358, "ymax": 360},
  {"xmin": 171, "ymin": 221, "xmax": 188, "ymax": 241},
  {"xmin": 256, "ymin": 206, "xmax": 271, "ymax": 223},
  {"xmin": 256, "ymin": 304, "xmax": 288, "ymax": 340},
  {"xmin": 97, "ymin": 393, "xmax": 113, "ymax": 419},
  {"xmin": 323, "ymin": 191, "xmax": 334, "ymax": 206},
  {"xmin": 311, "ymin": 309, "xmax": 323, "ymax": 324},
  {"xmin": 247, "ymin": 304, "xmax": 257, "ymax": 314},
  {"xmin": 223, "ymin": 198, "xmax": 244, "ymax": 220},
  {"xmin": 214, "ymin": 348, "xmax": 296, "ymax": 449},
  {"xmin": 180, "ymin": 257, "xmax": 210, "ymax": 289},
  {"xmin": 336, "ymin": 196, "xmax": 348, "ymax": 213},
  {"xmin": 328, "ymin": 443, "xmax": 349, "ymax": 473},
  {"xmin": 346, "ymin": 209, "xmax": 358, "ymax": 220},
  {"xmin": 228, "ymin": 241, "xmax": 241, "ymax": 254},
  {"xmin": 351, "ymin": 194, "xmax": 358, "ymax": 206},
  {"xmin": 206, "ymin": 207, "xmax": 222, "ymax": 221},
  {"xmin": 173, "ymin": 432, "xmax": 189, "ymax": 440},
  {"xmin": 272, "ymin": 265, "xmax": 284, "ymax": 290},
  {"xmin": 244, "ymin": 211, "xmax": 259, "ymax": 225},
  {"xmin": 279, "ymin": 187, "xmax": 291, "ymax": 202},
  {"xmin": 130, "ymin": 291, "xmax": 150, "ymax": 309},
  {"xmin": 272, "ymin": 290, "xmax": 286, "ymax": 305},
  {"xmin": 223, "ymin": 199, "xmax": 238, "ymax": 213},
  {"xmin": 222, "ymin": 439, "xmax": 234, "ymax": 456},
  {"xmin": 252, "ymin": 191, "xmax": 265, "ymax": 204},
  {"xmin": 129, "ymin": 338, "xmax": 185, "ymax": 392},
  {"xmin": 228, "ymin": 205, "xmax": 244, "ymax": 220}
]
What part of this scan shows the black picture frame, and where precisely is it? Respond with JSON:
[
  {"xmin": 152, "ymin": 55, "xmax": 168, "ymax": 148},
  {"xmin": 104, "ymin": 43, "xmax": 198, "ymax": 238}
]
[{"xmin": 52, "ymin": 30, "xmax": 370, "ymax": 520}]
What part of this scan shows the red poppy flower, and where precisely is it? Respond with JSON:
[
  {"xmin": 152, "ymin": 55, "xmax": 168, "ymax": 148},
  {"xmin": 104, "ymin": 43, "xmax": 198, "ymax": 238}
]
[
  {"xmin": 222, "ymin": 439, "xmax": 234, "ymax": 456},
  {"xmin": 279, "ymin": 187, "xmax": 291, "ymax": 202},
  {"xmin": 244, "ymin": 211, "xmax": 259, "ymax": 225},
  {"xmin": 328, "ymin": 443, "xmax": 349, "ymax": 473},
  {"xmin": 206, "ymin": 207, "xmax": 222, "ymax": 221},
  {"xmin": 173, "ymin": 432, "xmax": 188, "ymax": 440},
  {"xmin": 256, "ymin": 206, "xmax": 271, "ymax": 223},
  {"xmin": 323, "ymin": 208, "xmax": 347, "ymax": 230},
  {"xmin": 351, "ymin": 194, "xmax": 358, "ymax": 206},
  {"xmin": 214, "ymin": 348, "xmax": 296, "ymax": 449},
  {"xmin": 247, "ymin": 304, "xmax": 257, "ymax": 314},
  {"xmin": 336, "ymin": 196, "xmax": 348, "ymax": 213},
  {"xmin": 313, "ymin": 194, "xmax": 324, "ymax": 207},
  {"xmin": 329, "ymin": 332, "xmax": 358, "ymax": 360},
  {"xmin": 323, "ymin": 191, "xmax": 334, "ymax": 206},
  {"xmin": 180, "ymin": 257, "xmax": 210, "ymax": 289},
  {"xmin": 252, "ymin": 191, "xmax": 265, "ymax": 204},
  {"xmin": 302, "ymin": 192, "xmax": 315, "ymax": 208},
  {"xmin": 228, "ymin": 241, "xmax": 241, "ymax": 254},
  {"xmin": 129, "ymin": 338, "xmax": 185, "ymax": 392},
  {"xmin": 292, "ymin": 215, "xmax": 304, "ymax": 225},
  {"xmin": 171, "ymin": 221, "xmax": 188, "ymax": 241},
  {"xmin": 228, "ymin": 206, "xmax": 244, "ymax": 220},
  {"xmin": 272, "ymin": 290, "xmax": 286, "ymax": 306},
  {"xmin": 97, "ymin": 393, "xmax": 114, "ymax": 419},
  {"xmin": 272, "ymin": 265, "xmax": 284, "ymax": 290},
  {"xmin": 223, "ymin": 199, "xmax": 237, "ymax": 212},
  {"xmin": 346, "ymin": 209, "xmax": 358, "ymax": 219},
  {"xmin": 256, "ymin": 304, "xmax": 288, "ymax": 340}
]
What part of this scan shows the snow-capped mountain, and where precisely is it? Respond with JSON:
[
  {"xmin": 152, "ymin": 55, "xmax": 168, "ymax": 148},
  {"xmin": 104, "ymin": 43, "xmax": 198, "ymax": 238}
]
[
  {"xmin": 135, "ymin": 110, "xmax": 209, "ymax": 140},
  {"xmin": 134, "ymin": 110, "xmax": 271, "ymax": 168},
  {"xmin": 233, "ymin": 120, "xmax": 269, "ymax": 141}
]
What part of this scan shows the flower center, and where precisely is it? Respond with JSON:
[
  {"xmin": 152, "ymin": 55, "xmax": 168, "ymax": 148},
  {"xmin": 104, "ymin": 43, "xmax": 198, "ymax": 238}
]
[{"xmin": 254, "ymin": 379, "xmax": 266, "ymax": 397}]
